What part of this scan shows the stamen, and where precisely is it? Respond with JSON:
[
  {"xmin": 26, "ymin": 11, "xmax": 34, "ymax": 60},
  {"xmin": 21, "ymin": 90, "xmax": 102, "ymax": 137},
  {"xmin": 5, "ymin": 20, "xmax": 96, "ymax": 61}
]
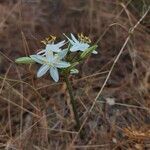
[
  {"xmin": 41, "ymin": 35, "xmax": 56, "ymax": 45},
  {"xmin": 78, "ymin": 33, "xmax": 91, "ymax": 44}
]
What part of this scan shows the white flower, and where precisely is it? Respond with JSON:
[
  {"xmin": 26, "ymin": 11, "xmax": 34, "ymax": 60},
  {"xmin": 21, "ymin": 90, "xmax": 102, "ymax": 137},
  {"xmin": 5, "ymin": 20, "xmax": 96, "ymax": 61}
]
[
  {"xmin": 65, "ymin": 33, "xmax": 97, "ymax": 54},
  {"xmin": 30, "ymin": 49, "xmax": 70, "ymax": 82},
  {"xmin": 37, "ymin": 40, "xmax": 66, "ymax": 56}
]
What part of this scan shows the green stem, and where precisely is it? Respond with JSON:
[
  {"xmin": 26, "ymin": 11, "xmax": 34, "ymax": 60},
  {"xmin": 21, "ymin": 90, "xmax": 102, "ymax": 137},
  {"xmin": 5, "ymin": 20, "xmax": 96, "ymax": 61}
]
[{"xmin": 64, "ymin": 75, "xmax": 81, "ymax": 131}]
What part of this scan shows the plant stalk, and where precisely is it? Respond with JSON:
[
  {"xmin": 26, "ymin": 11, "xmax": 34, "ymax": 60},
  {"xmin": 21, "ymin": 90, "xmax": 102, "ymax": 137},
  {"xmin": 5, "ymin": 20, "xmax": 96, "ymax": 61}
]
[{"xmin": 64, "ymin": 75, "xmax": 81, "ymax": 131}]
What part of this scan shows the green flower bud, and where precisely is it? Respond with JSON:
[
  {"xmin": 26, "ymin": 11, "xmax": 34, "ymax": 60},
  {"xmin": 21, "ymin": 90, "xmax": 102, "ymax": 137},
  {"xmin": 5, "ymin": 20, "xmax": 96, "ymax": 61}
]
[
  {"xmin": 15, "ymin": 57, "xmax": 35, "ymax": 64},
  {"xmin": 70, "ymin": 68, "xmax": 79, "ymax": 74}
]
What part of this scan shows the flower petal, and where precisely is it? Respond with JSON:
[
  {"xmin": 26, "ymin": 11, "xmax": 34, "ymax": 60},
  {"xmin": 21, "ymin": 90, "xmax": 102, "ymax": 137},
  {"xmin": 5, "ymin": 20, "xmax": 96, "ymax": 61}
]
[
  {"xmin": 45, "ymin": 40, "xmax": 65, "ymax": 53},
  {"xmin": 70, "ymin": 43, "xmax": 89, "ymax": 52},
  {"xmin": 37, "ymin": 49, "xmax": 45, "ymax": 55},
  {"xmin": 30, "ymin": 55, "xmax": 47, "ymax": 64},
  {"xmin": 70, "ymin": 45, "xmax": 80, "ymax": 52},
  {"xmin": 37, "ymin": 65, "xmax": 49, "ymax": 77},
  {"xmin": 57, "ymin": 49, "xmax": 68, "ymax": 59},
  {"xmin": 55, "ymin": 61, "xmax": 70, "ymax": 68},
  {"xmin": 71, "ymin": 33, "xmax": 79, "ymax": 43},
  {"xmin": 46, "ymin": 44, "xmax": 61, "ymax": 52},
  {"xmin": 64, "ymin": 34, "xmax": 75, "ymax": 45},
  {"xmin": 45, "ymin": 50, "xmax": 54, "ymax": 62},
  {"xmin": 55, "ymin": 40, "xmax": 66, "ymax": 47},
  {"xmin": 50, "ymin": 67, "xmax": 59, "ymax": 82},
  {"xmin": 79, "ymin": 43, "xmax": 90, "ymax": 51}
]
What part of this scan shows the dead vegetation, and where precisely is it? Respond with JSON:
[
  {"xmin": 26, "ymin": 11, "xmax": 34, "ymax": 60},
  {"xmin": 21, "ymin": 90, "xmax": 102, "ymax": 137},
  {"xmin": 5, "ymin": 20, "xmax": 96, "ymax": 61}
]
[{"xmin": 0, "ymin": 0, "xmax": 150, "ymax": 149}]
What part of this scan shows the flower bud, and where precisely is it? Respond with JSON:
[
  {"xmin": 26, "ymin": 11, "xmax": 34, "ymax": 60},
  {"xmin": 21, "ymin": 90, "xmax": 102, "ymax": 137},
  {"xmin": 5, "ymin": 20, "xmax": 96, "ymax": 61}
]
[{"xmin": 15, "ymin": 57, "xmax": 35, "ymax": 64}]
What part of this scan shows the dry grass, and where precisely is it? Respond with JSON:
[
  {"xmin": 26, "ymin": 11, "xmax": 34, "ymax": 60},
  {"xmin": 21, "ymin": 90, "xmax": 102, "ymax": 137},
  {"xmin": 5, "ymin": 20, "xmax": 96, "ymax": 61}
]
[{"xmin": 0, "ymin": 0, "xmax": 150, "ymax": 149}]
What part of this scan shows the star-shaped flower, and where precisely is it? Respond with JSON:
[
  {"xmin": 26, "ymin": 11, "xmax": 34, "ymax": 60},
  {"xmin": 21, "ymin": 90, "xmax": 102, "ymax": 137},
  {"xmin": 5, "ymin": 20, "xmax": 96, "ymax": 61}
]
[
  {"xmin": 65, "ymin": 33, "xmax": 97, "ymax": 54},
  {"xmin": 30, "ymin": 49, "xmax": 70, "ymax": 82}
]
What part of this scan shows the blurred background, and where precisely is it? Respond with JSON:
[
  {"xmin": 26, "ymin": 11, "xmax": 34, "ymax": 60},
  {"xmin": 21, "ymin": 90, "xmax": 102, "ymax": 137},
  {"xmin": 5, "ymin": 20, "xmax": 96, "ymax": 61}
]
[{"xmin": 0, "ymin": 0, "xmax": 150, "ymax": 149}]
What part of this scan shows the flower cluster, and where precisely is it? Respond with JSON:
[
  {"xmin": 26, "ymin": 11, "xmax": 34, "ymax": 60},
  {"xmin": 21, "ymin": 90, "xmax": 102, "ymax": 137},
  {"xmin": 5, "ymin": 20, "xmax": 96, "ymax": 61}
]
[
  {"xmin": 16, "ymin": 33, "xmax": 98, "ymax": 82},
  {"xmin": 65, "ymin": 33, "xmax": 97, "ymax": 54}
]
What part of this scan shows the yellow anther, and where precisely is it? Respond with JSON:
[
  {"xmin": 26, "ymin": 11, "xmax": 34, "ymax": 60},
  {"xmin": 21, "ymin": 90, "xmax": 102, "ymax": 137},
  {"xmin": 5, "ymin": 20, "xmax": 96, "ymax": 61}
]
[
  {"xmin": 41, "ymin": 40, "xmax": 47, "ymax": 45},
  {"xmin": 41, "ymin": 35, "xmax": 56, "ymax": 45},
  {"xmin": 50, "ymin": 35, "xmax": 56, "ymax": 41},
  {"xmin": 78, "ymin": 33, "xmax": 91, "ymax": 44}
]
